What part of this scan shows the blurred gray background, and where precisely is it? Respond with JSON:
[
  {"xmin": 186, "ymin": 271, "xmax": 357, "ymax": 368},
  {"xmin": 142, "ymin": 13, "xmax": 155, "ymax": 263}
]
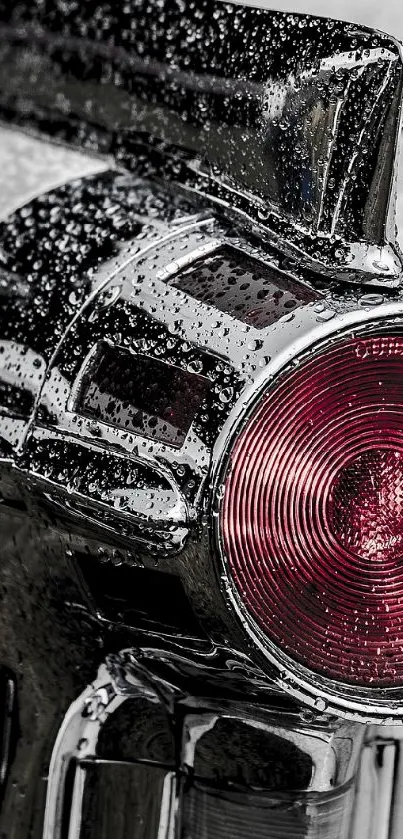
[{"xmin": 240, "ymin": 1, "xmax": 402, "ymax": 41}]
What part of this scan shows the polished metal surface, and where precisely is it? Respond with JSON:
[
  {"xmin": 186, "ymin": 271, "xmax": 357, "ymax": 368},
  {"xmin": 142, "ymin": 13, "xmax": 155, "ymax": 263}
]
[
  {"xmin": 0, "ymin": 1, "xmax": 402, "ymax": 287},
  {"xmin": 2, "ymin": 2, "xmax": 403, "ymax": 838},
  {"xmin": 0, "ymin": 130, "xmax": 401, "ymax": 838},
  {"xmin": 351, "ymin": 726, "xmax": 403, "ymax": 839},
  {"xmin": 43, "ymin": 652, "xmax": 365, "ymax": 839},
  {"xmin": 0, "ymin": 146, "xmax": 403, "ymax": 722},
  {"xmin": 0, "ymin": 153, "xmax": 402, "ymax": 723}
]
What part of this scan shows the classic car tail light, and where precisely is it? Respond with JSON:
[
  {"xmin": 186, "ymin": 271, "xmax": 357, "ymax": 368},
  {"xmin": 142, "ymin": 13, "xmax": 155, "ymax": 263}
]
[{"xmin": 222, "ymin": 331, "xmax": 403, "ymax": 687}]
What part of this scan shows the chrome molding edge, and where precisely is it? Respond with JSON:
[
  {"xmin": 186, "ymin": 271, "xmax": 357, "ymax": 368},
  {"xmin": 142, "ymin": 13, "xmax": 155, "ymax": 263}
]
[{"xmin": 43, "ymin": 651, "xmax": 366, "ymax": 839}]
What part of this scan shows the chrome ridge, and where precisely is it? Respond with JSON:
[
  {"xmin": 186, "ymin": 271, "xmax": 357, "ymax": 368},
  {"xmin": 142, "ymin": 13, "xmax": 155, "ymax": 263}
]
[{"xmin": 43, "ymin": 652, "xmax": 365, "ymax": 839}]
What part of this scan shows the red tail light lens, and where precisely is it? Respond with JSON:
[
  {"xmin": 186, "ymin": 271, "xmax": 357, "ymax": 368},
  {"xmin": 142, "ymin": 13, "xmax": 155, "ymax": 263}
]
[{"xmin": 222, "ymin": 333, "xmax": 403, "ymax": 687}]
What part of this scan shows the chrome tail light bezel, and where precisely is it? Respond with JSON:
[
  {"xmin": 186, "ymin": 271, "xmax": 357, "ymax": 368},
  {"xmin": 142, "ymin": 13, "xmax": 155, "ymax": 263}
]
[{"xmin": 211, "ymin": 302, "xmax": 403, "ymax": 723}]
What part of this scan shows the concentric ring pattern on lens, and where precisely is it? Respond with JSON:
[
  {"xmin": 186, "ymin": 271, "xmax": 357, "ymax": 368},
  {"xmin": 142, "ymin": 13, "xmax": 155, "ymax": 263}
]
[{"xmin": 222, "ymin": 333, "xmax": 403, "ymax": 686}]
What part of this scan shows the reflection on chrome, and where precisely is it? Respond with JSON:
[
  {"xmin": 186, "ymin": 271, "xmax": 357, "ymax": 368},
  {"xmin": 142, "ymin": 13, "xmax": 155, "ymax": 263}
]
[{"xmin": 2, "ymin": 2, "xmax": 403, "ymax": 839}]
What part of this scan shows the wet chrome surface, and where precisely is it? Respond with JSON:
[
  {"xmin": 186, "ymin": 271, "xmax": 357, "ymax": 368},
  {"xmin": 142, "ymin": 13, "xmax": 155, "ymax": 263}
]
[
  {"xmin": 2, "ymin": 2, "xmax": 403, "ymax": 838},
  {"xmin": 0, "ymin": 126, "xmax": 402, "ymax": 838},
  {"xmin": 43, "ymin": 651, "xmax": 364, "ymax": 839},
  {"xmin": 0, "ymin": 1, "xmax": 402, "ymax": 287}
]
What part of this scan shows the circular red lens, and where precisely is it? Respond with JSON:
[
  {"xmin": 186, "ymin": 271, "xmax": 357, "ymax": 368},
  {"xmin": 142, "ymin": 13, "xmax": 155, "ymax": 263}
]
[{"xmin": 222, "ymin": 333, "xmax": 403, "ymax": 686}]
